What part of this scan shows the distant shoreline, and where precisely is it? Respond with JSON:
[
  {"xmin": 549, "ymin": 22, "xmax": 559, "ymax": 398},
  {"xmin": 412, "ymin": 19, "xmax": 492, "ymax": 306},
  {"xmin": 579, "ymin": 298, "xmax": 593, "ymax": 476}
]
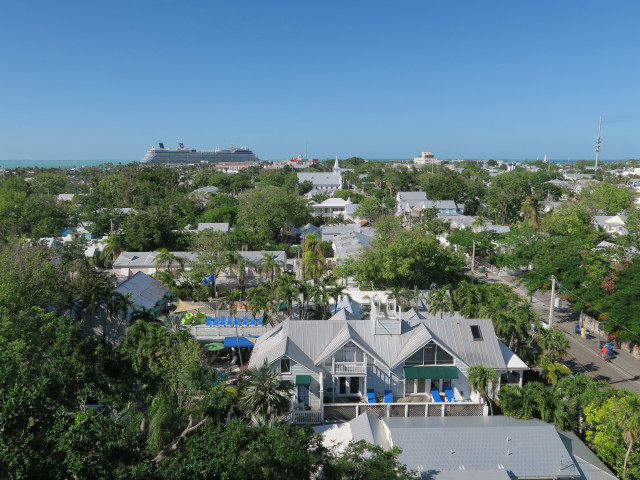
[{"xmin": 0, "ymin": 158, "xmax": 631, "ymax": 170}]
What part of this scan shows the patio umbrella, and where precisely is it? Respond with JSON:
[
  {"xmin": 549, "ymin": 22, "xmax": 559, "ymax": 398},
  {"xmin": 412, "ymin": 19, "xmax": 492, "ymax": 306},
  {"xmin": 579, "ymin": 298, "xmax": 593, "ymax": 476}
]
[{"xmin": 203, "ymin": 342, "xmax": 225, "ymax": 351}]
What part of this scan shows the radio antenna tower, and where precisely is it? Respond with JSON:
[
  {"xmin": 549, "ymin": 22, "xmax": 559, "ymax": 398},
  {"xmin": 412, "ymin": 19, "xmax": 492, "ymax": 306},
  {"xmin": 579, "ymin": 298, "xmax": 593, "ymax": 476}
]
[{"xmin": 594, "ymin": 117, "xmax": 602, "ymax": 171}]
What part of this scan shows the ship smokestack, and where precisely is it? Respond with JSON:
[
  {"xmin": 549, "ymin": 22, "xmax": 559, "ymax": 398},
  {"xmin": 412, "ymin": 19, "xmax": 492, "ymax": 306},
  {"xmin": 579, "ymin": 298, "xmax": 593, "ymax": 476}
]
[
  {"xmin": 159, "ymin": 142, "xmax": 165, "ymax": 149},
  {"xmin": 179, "ymin": 143, "xmax": 184, "ymax": 148}
]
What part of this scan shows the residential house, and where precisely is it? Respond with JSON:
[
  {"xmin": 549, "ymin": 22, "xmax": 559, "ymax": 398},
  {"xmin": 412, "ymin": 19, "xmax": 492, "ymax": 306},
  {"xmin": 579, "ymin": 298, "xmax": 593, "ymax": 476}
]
[
  {"xmin": 83, "ymin": 272, "xmax": 170, "ymax": 343},
  {"xmin": 183, "ymin": 222, "xmax": 230, "ymax": 234},
  {"xmin": 248, "ymin": 303, "xmax": 527, "ymax": 424},
  {"xmin": 396, "ymin": 192, "xmax": 428, "ymax": 216},
  {"xmin": 316, "ymin": 413, "xmax": 616, "ymax": 480},
  {"xmin": 593, "ymin": 215, "xmax": 628, "ymax": 235},
  {"xmin": 112, "ymin": 250, "xmax": 286, "ymax": 288},
  {"xmin": 310, "ymin": 197, "xmax": 359, "ymax": 219}
]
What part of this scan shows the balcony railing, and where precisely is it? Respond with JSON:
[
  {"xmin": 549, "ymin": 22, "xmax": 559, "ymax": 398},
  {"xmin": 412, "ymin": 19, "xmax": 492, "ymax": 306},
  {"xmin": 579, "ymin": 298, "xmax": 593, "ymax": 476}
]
[
  {"xmin": 323, "ymin": 401, "xmax": 486, "ymax": 422},
  {"xmin": 289, "ymin": 410, "xmax": 323, "ymax": 424},
  {"xmin": 332, "ymin": 362, "xmax": 367, "ymax": 375}
]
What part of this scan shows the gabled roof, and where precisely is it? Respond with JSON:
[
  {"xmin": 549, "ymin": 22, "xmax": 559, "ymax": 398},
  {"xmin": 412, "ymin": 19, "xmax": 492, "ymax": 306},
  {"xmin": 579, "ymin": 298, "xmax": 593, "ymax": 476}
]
[
  {"xmin": 313, "ymin": 323, "xmax": 383, "ymax": 365},
  {"xmin": 249, "ymin": 317, "xmax": 514, "ymax": 372},
  {"xmin": 390, "ymin": 323, "xmax": 433, "ymax": 368}
]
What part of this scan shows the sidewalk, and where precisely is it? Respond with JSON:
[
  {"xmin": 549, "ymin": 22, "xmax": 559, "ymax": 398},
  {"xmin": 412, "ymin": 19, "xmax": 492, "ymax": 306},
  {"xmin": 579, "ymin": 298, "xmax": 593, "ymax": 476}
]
[{"xmin": 473, "ymin": 267, "xmax": 640, "ymax": 392}]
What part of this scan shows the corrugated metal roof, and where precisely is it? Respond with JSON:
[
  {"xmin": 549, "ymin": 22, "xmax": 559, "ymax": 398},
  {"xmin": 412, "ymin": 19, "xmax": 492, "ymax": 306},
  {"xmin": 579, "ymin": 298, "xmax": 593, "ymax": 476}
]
[
  {"xmin": 249, "ymin": 317, "xmax": 513, "ymax": 371},
  {"xmin": 383, "ymin": 416, "xmax": 580, "ymax": 479},
  {"xmin": 115, "ymin": 272, "xmax": 169, "ymax": 310}
]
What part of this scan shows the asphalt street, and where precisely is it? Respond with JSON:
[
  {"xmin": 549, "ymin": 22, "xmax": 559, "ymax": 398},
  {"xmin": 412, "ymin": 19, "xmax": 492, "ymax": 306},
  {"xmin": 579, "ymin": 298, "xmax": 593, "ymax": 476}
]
[{"xmin": 477, "ymin": 269, "xmax": 640, "ymax": 392}]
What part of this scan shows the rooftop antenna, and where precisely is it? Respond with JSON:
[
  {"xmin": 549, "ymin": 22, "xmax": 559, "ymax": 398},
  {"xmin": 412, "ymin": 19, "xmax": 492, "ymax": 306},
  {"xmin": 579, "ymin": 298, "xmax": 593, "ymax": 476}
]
[{"xmin": 594, "ymin": 117, "xmax": 602, "ymax": 172}]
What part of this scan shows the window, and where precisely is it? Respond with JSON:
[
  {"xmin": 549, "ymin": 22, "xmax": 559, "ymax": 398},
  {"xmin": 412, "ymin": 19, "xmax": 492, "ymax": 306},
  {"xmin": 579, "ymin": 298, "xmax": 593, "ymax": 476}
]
[
  {"xmin": 405, "ymin": 342, "xmax": 453, "ymax": 365},
  {"xmin": 280, "ymin": 357, "xmax": 291, "ymax": 373},
  {"xmin": 470, "ymin": 325, "xmax": 483, "ymax": 341}
]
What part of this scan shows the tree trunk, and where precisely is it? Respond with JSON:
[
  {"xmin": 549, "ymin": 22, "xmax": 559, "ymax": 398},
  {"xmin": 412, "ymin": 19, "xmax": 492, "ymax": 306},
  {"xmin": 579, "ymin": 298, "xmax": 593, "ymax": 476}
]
[
  {"xmin": 152, "ymin": 415, "xmax": 207, "ymax": 464},
  {"xmin": 623, "ymin": 440, "xmax": 633, "ymax": 480}
]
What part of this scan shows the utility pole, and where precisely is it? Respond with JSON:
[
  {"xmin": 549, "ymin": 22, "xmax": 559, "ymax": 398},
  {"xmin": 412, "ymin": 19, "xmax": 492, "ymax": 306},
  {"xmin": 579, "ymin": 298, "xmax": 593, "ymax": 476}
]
[
  {"xmin": 470, "ymin": 239, "xmax": 476, "ymax": 284},
  {"xmin": 548, "ymin": 276, "xmax": 556, "ymax": 327}
]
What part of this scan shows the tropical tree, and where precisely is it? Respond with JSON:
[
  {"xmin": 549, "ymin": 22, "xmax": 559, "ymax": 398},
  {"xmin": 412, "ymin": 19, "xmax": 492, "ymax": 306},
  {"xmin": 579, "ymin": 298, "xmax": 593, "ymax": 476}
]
[
  {"xmin": 452, "ymin": 281, "xmax": 483, "ymax": 318},
  {"xmin": 498, "ymin": 383, "xmax": 538, "ymax": 420},
  {"xmin": 537, "ymin": 356, "xmax": 571, "ymax": 386},
  {"xmin": 467, "ymin": 365, "xmax": 499, "ymax": 415},
  {"xmin": 426, "ymin": 286, "xmax": 454, "ymax": 318},
  {"xmin": 237, "ymin": 360, "xmax": 295, "ymax": 426},
  {"xmin": 615, "ymin": 394, "xmax": 640, "ymax": 480},
  {"xmin": 534, "ymin": 328, "xmax": 570, "ymax": 363},
  {"xmin": 258, "ymin": 252, "xmax": 282, "ymax": 282}
]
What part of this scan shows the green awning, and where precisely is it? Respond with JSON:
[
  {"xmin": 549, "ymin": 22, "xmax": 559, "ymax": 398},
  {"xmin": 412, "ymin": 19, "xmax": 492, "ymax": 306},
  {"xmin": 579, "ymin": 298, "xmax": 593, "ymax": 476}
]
[
  {"xmin": 296, "ymin": 375, "xmax": 311, "ymax": 386},
  {"xmin": 404, "ymin": 366, "xmax": 458, "ymax": 380},
  {"xmin": 156, "ymin": 299, "xmax": 166, "ymax": 307},
  {"xmin": 164, "ymin": 291, "xmax": 173, "ymax": 298}
]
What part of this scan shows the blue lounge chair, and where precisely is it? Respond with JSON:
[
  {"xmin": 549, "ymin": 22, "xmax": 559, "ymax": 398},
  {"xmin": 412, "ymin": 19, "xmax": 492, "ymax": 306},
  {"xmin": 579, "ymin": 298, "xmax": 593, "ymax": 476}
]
[
  {"xmin": 218, "ymin": 316, "xmax": 225, "ymax": 326},
  {"xmin": 431, "ymin": 388, "xmax": 443, "ymax": 403},
  {"xmin": 257, "ymin": 317, "xmax": 263, "ymax": 326},
  {"xmin": 226, "ymin": 317, "xmax": 234, "ymax": 326},
  {"xmin": 212, "ymin": 317, "xmax": 220, "ymax": 326},
  {"xmin": 249, "ymin": 318, "xmax": 256, "ymax": 326},
  {"xmin": 384, "ymin": 390, "xmax": 393, "ymax": 403},
  {"xmin": 234, "ymin": 317, "xmax": 242, "ymax": 326},
  {"xmin": 444, "ymin": 387, "xmax": 454, "ymax": 403},
  {"xmin": 367, "ymin": 389, "xmax": 376, "ymax": 403},
  {"xmin": 205, "ymin": 316, "xmax": 212, "ymax": 326},
  {"xmin": 241, "ymin": 316, "xmax": 249, "ymax": 327}
]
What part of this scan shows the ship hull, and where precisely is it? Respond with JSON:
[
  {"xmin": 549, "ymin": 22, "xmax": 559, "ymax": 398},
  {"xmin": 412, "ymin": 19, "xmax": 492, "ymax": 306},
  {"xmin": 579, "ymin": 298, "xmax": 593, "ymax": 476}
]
[{"xmin": 141, "ymin": 148, "xmax": 258, "ymax": 164}]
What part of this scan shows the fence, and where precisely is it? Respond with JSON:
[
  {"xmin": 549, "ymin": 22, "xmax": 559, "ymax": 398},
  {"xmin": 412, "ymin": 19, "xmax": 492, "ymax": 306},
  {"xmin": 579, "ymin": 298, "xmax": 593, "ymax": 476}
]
[
  {"xmin": 580, "ymin": 312, "xmax": 640, "ymax": 360},
  {"xmin": 322, "ymin": 402, "xmax": 485, "ymax": 423}
]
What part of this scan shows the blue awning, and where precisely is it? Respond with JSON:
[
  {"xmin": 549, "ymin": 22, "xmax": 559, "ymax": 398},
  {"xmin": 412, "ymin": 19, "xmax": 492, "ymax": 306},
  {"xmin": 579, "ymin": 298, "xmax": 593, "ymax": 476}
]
[{"xmin": 223, "ymin": 336, "xmax": 259, "ymax": 348}]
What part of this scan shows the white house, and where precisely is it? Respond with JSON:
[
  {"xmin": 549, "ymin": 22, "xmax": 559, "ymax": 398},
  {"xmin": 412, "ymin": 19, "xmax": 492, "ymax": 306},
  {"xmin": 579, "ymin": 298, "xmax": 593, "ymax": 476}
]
[
  {"xmin": 248, "ymin": 303, "xmax": 527, "ymax": 424},
  {"xmin": 310, "ymin": 197, "xmax": 358, "ymax": 219}
]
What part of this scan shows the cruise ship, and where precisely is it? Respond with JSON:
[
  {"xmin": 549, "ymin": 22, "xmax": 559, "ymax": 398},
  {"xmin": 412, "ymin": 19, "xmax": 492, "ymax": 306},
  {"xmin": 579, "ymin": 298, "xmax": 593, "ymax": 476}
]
[{"xmin": 140, "ymin": 143, "xmax": 259, "ymax": 164}]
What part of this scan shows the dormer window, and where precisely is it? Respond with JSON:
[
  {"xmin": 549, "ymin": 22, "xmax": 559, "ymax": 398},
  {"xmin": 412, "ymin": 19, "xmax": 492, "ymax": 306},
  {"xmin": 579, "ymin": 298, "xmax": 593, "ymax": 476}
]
[
  {"xmin": 470, "ymin": 325, "xmax": 483, "ymax": 341},
  {"xmin": 280, "ymin": 357, "xmax": 291, "ymax": 374},
  {"xmin": 405, "ymin": 342, "xmax": 453, "ymax": 365}
]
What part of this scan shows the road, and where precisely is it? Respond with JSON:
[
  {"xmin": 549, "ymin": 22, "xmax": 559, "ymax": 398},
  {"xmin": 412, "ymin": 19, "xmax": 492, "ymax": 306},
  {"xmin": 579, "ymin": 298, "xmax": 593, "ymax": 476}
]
[{"xmin": 477, "ymin": 269, "xmax": 640, "ymax": 392}]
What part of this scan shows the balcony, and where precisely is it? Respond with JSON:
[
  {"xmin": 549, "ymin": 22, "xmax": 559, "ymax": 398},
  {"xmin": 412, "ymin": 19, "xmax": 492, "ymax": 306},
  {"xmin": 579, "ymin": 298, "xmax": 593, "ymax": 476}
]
[
  {"xmin": 288, "ymin": 409, "xmax": 323, "ymax": 424},
  {"xmin": 331, "ymin": 361, "xmax": 367, "ymax": 375}
]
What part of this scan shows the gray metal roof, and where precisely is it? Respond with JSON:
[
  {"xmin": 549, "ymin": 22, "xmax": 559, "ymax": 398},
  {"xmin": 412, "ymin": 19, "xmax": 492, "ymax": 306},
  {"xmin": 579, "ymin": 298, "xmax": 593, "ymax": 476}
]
[
  {"xmin": 383, "ymin": 416, "xmax": 581, "ymax": 479},
  {"xmin": 297, "ymin": 172, "xmax": 342, "ymax": 186},
  {"xmin": 115, "ymin": 271, "xmax": 169, "ymax": 310},
  {"xmin": 557, "ymin": 431, "xmax": 618, "ymax": 480},
  {"xmin": 248, "ymin": 317, "xmax": 512, "ymax": 371}
]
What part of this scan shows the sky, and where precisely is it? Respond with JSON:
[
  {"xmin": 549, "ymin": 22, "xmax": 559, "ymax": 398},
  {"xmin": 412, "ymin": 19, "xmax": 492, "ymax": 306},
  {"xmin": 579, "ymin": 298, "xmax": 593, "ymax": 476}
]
[{"xmin": 1, "ymin": 1, "xmax": 639, "ymax": 161}]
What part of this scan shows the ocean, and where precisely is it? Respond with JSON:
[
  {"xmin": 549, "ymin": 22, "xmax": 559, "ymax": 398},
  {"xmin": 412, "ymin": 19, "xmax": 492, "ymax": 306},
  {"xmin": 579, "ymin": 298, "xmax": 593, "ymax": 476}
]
[{"xmin": 0, "ymin": 158, "xmax": 628, "ymax": 170}]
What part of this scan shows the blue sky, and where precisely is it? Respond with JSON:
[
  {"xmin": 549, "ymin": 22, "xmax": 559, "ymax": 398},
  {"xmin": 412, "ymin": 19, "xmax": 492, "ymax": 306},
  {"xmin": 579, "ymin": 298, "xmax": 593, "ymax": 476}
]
[{"xmin": 1, "ymin": 1, "xmax": 639, "ymax": 161}]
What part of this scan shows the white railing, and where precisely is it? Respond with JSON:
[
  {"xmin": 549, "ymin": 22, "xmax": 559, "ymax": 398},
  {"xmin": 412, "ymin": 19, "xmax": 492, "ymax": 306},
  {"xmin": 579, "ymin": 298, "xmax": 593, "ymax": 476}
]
[
  {"xmin": 322, "ymin": 401, "xmax": 485, "ymax": 422},
  {"xmin": 332, "ymin": 362, "xmax": 367, "ymax": 374},
  {"xmin": 290, "ymin": 410, "xmax": 323, "ymax": 424}
]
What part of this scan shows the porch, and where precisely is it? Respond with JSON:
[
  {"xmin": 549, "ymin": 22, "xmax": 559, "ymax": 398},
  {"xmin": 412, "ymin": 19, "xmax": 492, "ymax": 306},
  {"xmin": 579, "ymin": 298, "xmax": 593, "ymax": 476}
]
[{"xmin": 289, "ymin": 399, "xmax": 486, "ymax": 425}]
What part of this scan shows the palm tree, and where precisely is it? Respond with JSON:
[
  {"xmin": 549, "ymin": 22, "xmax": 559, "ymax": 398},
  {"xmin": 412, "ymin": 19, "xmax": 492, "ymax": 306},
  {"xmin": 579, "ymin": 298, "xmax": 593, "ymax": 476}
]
[
  {"xmin": 237, "ymin": 360, "xmax": 295, "ymax": 426},
  {"xmin": 155, "ymin": 248, "xmax": 185, "ymax": 288},
  {"xmin": 118, "ymin": 320, "xmax": 168, "ymax": 374},
  {"xmin": 498, "ymin": 383, "xmax": 538, "ymax": 419},
  {"xmin": 535, "ymin": 328, "xmax": 570, "ymax": 363},
  {"xmin": 426, "ymin": 286, "xmax": 454, "ymax": 318},
  {"xmin": 614, "ymin": 393, "xmax": 640, "ymax": 480},
  {"xmin": 326, "ymin": 280, "xmax": 352, "ymax": 314},
  {"xmin": 537, "ymin": 355, "xmax": 571, "ymax": 386},
  {"xmin": 467, "ymin": 365, "xmax": 499, "ymax": 415},
  {"xmin": 258, "ymin": 252, "xmax": 282, "ymax": 282},
  {"xmin": 531, "ymin": 382, "xmax": 569, "ymax": 429},
  {"xmin": 100, "ymin": 233, "xmax": 126, "ymax": 268},
  {"xmin": 452, "ymin": 281, "xmax": 482, "ymax": 318}
]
